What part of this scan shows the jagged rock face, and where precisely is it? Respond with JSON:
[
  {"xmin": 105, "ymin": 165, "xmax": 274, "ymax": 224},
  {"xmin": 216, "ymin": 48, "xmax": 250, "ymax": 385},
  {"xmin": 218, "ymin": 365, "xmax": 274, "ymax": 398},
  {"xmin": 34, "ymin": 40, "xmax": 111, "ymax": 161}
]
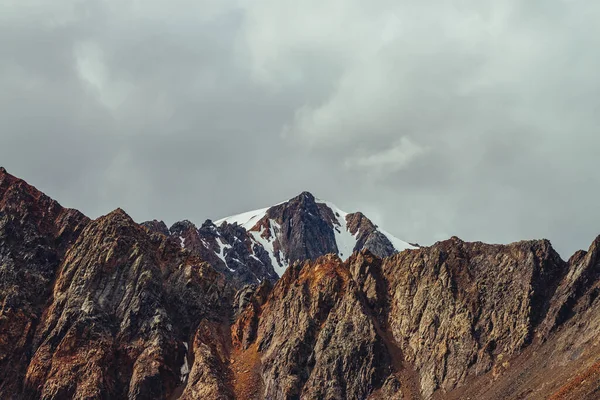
[
  {"xmin": 347, "ymin": 212, "xmax": 397, "ymax": 258},
  {"xmin": 22, "ymin": 209, "xmax": 233, "ymax": 399},
  {"xmin": 151, "ymin": 191, "xmax": 411, "ymax": 288},
  {"xmin": 141, "ymin": 219, "xmax": 170, "ymax": 236},
  {"xmin": 382, "ymin": 237, "xmax": 567, "ymax": 398},
  {"xmin": 0, "ymin": 169, "xmax": 236, "ymax": 399},
  {"xmin": 166, "ymin": 219, "xmax": 279, "ymax": 287},
  {"xmin": 229, "ymin": 240, "xmax": 596, "ymax": 400},
  {"xmin": 258, "ymin": 192, "xmax": 405, "ymax": 264},
  {"xmin": 202, "ymin": 191, "xmax": 415, "ymax": 281},
  {"xmin": 4, "ymin": 167, "xmax": 600, "ymax": 400},
  {"xmin": 447, "ymin": 236, "xmax": 600, "ymax": 400},
  {"xmin": 261, "ymin": 192, "xmax": 339, "ymax": 264},
  {"xmin": 207, "ymin": 221, "xmax": 279, "ymax": 285},
  {"xmin": 0, "ymin": 169, "xmax": 89, "ymax": 397},
  {"xmin": 539, "ymin": 235, "xmax": 600, "ymax": 338},
  {"xmin": 141, "ymin": 217, "xmax": 280, "ymax": 288},
  {"xmin": 232, "ymin": 254, "xmax": 396, "ymax": 400}
]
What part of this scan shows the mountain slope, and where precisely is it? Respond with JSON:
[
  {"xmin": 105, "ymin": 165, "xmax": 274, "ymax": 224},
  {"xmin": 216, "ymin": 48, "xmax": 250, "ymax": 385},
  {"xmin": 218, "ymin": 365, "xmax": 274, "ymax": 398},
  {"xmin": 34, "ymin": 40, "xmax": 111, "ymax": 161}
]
[
  {"xmin": 144, "ymin": 191, "xmax": 415, "ymax": 287},
  {"xmin": 0, "ymin": 167, "xmax": 90, "ymax": 396},
  {"xmin": 191, "ymin": 191, "xmax": 414, "ymax": 282},
  {"xmin": 231, "ymin": 239, "xmax": 573, "ymax": 399},
  {"xmin": 3, "ymin": 167, "xmax": 600, "ymax": 399}
]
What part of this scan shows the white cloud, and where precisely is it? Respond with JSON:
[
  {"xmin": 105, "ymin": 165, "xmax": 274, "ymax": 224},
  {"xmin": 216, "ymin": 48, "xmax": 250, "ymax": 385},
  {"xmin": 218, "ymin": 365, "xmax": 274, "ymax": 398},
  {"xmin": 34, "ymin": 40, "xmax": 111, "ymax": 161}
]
[
  {"xmin": 2, "ymin": 0, "xmax": 600, "ymax": 257},
  {"xmin": 346, "ymin": 137, "xmax": 427, "ymax": 174}
]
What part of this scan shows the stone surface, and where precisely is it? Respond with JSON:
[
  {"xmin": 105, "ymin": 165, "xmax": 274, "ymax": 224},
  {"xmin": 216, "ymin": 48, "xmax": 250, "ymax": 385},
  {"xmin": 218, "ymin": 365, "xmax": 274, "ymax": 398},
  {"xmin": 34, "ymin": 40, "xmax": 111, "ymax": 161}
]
[
  {"xmin": 2, "ymin": 169, "xmax": 600, "ymax": 399},
  {"xmin": 153, "ymin": 191, "xmax": 410, "ymax": 288},
  {"xmin": 0, "ymin": 168, "xmax": 90, "ymax": 397}
]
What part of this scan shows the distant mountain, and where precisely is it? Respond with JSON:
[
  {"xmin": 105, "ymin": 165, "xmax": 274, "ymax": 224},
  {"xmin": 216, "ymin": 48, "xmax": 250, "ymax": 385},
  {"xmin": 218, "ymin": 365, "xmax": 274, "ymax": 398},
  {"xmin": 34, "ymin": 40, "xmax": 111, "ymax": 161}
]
[
  {"xmin": 144, "ymin": 191, "xmax": 415, "ymax": 286},
  {"xmin": 2, "ymin": 166, "xmax": 600, "ymax": 400}
]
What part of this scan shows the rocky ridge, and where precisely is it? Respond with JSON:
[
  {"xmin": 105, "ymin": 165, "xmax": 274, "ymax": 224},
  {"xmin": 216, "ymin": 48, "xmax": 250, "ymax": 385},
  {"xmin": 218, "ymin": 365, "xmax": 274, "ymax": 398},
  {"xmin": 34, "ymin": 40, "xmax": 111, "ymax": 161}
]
[
  {"xmin": 1, "ymin": 167, "xmax": 600, "ymax": 399},
  {"xmin": 142, "ymin": 191, "xmax": 415, "ymax": 287}
]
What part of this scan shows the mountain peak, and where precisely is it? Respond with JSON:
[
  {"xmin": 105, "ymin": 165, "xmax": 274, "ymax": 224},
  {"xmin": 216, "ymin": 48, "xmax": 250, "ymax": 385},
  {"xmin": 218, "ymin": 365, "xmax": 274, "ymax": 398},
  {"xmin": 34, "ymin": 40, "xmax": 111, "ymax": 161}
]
[
  {"xmin": 108, "ymin": 207, "xmax": 128, "ymax": 217},
  {"xmin": 298, "ymin": 191, "xmax": 315, "ymax": 200},
  {"xmin": 170, "ymin": 220, "xmax": 197, "ymax": 233},
  {"xmin": 211, "ymin": 192, "xmax": 415, "ymax": 279},
  {"xmin": 0, "ymin": 166, "xmax": 6, "ymax": 175},
  {"xmin": 101, "ymin": 208, "xmax": 134, "ymax": 224},
  {"xmin": 284, "ymin": 191, "xmax": 318, "ymax": 209},
  {"xmin": 140, "ymin": 219, "xmax": 170, "ymax": 236}
]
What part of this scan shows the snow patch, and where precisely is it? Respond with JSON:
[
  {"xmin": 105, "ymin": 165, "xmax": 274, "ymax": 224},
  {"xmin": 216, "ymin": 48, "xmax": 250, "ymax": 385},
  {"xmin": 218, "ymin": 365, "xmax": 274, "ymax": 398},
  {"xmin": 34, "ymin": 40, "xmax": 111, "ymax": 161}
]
[
  {"xmin": 318, "ymin": 199, "xmax": 416, "ymax": 256},
  {"xmin": 215, "ymin": 238, "xmax": 232, "ymax": 265},
  {"xmin": 179, "ymin": 236, "xmax": 186, "ymax": 249},
  {"xmin": 379, "ymin": 228, "xmax": 416, "ymax": 252},
  {"xmin": 215, "ymin": 207, "xmax": 269, "ymax": 230},
  {"xmin": 213, "ymin": 195, "xmax": 415, "ymax": 277},
  {"xmin": 319, "ymin": 200, "xmax": 358, "ymax": 260},
  {"xmin": 180, "ymin": 342, "xmax": 190, "ymax": 382},
  {"xmin": 249, "ymin": 220, "xmax": 287, "ymax": 277}
]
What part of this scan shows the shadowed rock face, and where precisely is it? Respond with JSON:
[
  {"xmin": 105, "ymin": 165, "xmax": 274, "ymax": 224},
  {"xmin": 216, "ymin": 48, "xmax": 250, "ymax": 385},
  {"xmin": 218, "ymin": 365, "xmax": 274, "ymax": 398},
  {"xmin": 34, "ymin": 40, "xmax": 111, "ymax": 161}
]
[
  {"xmin": 382, "ymin": 237, "xmax": 567, "ymax": 398},
  {"xmin": 258, "ymin": 192, "xmax": 400, "ymax": 264},
  {"xmin": 140, "ymin": 220, "xmax": 170, "ymax": 236},
  {"xmin": 0, "ymin": 168, "xmax": 234, "ymax": 400},
  {"xmin": 230, "ymin": 241, "xmax": 573, "ymax": 400},
  {"xmin": 262, "ymin": 192, "xmax": 340, "ymax": 264},
  {"xmin": 150, "ymin": 191, "xmax": 408, "ymax": 288},
  {"xmin": 21, "ymin": 208, "xmax": 233, "ymax": 399},
  {"xmin": 2, "ymin": 167, "xmax": 600, "ymax": 400},
  {"xmin": 174, "ymin": 219, "xmax": 280, "ymax": 287},
  {"xmin": 0, "ymin": 169, "xmax": 89, "ymax": 396}
]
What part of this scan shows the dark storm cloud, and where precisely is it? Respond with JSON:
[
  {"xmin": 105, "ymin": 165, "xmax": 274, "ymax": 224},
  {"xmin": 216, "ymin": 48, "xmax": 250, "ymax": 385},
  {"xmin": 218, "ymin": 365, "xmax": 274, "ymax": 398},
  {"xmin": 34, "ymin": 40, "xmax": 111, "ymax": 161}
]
[{"xmin": 1, "ymin": 0, "xmax": 599, "ymax": 258}]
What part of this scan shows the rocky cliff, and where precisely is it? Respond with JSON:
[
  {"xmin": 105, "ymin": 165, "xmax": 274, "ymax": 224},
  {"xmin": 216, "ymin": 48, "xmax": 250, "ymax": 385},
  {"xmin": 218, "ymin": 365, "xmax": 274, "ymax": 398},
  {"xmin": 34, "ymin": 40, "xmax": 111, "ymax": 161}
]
[
  {"xmin": 144, "ymin": 191, "xmax": 415, "ymax": 287},
  {"xmin": 0, "ymin": 168, "xmax": 232, "ymax": 399},
  {"xmin": 229, "ymin": 239, "xmax": 589, "ymax": 399},
  {"xmin": 2, "ymin": 167, "xmax": 600, "ymax": 399}
]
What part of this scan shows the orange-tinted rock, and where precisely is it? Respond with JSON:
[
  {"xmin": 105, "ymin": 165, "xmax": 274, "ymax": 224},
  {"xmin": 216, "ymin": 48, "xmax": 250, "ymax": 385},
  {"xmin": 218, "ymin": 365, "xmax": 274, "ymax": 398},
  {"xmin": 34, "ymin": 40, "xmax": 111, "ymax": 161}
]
[{"xmin": 4, "ymin": 169, "xmax": 600, "ymax": 400}]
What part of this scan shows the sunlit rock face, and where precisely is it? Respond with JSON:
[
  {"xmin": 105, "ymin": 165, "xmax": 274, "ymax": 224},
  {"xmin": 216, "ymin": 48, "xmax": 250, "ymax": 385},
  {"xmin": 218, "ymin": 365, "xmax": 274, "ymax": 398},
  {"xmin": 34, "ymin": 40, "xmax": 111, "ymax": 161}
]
[{"xmin": 2, "ymin": 167, "xmax": 600, "ymax": 400}]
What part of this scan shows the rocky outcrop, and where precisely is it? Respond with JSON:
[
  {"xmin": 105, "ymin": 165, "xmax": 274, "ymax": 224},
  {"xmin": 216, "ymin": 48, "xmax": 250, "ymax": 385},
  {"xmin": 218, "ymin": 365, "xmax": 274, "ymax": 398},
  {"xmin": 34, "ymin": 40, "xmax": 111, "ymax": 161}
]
[
  {"xmin": 154, "ymin": 191, "xmax": 407, "ymax": 288},
  {"xmin": 445, "ymin": 236, "xmax": 600, "ymax": 400},
  {"xmin": 382, "ymin": 237, "xmax": 567, "ymax": 398},
  {"xmin": 0, "ymin": 168, "xmax": 89, "ymax": 397},
  {"xmin": 228, "ymin": 239, "xmax": 580, "ymax": 399},
  {"xmin": 256, "ymin": 192, "xmax": 406, "ymax": 264},
  {"xmin": 0, "ymin": 168, "xmax": 236, "ymax": 399},
  {"xmin": 162, "ymin": 219, "xmax": 280, "ymax": 287},
  {"xmin": 346, "ymin": 212, "xmax": 397, "ymax": 259},
  {"xmin": 261, "ymin": 192, "xmax": 340, "ymax": 264},
  {"xmin": 21, "ymin": 208, "xmax": 232, "ymax": 399},
  {"xmin": 538, "ymin": 235, "xmax": 600, "ymax": 338},
  {"xmin": 4, "ymin": 168, "xmax": 600, "ymax": 400},
  {"xmin": 141, "ymin": 220, "xmax": 170, "ymax": 236},
  {"xmin": 243, "ymin": 254, "xmax": 393, "ymax": 400}
]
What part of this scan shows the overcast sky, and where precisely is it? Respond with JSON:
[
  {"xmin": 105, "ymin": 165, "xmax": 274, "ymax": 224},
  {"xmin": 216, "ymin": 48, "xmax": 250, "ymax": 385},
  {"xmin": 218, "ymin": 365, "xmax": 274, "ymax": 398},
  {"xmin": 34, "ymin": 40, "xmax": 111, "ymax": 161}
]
[{"xmin": 2, "ymin": 0, "xmax": 599, "ymax": 258}]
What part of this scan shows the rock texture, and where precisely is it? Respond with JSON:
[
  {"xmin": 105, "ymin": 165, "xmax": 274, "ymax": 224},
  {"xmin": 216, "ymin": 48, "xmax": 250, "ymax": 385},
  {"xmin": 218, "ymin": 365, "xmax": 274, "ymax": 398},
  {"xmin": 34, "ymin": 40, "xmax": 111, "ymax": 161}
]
[
  {"xmin": 253, "ymin": 191, "xmax": 410, "ymax": 264},
  {"xmin": 22, "ymin": 209, "xmax": 232, "ymax": 399},
  {"xmin": 227, "ymin": 241, "xmax": 576, "ymax": 400},
  {"xmin": 3, "ymin": 167, "xmax": 600, "ymax": 400},
  {"xmin": 382, "ymin": 237, "xmax": 566, "ymax": 398},
  {"xmin": 0, "ymin": 168, "xmax": 89, "ymax": 397},
  {"xmin": 147, "ymin": 191, "xmax": 414, "ymax": 287},
  {"xmin": 0, "ymin": 168, "xmax": 233, "ymax": 399},
  {"xmin": 169, "ymin": 218, "xmax": 280, "ymax": 287}
]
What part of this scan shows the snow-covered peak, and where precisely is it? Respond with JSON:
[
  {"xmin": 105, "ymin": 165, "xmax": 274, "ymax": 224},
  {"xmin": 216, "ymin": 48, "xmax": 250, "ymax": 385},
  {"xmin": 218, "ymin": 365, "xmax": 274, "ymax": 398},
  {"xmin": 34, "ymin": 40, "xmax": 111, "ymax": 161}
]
[
  {"xmin": 207, "ymin": 192, "xmax": 415, "ymax": 279},
  {"xmin": 214, "ymin": 207, "xmax": 269, "ymax": 230},
  {"xmin": 315, "ymin": 199, "xmax": 416, "ymax": 256}
]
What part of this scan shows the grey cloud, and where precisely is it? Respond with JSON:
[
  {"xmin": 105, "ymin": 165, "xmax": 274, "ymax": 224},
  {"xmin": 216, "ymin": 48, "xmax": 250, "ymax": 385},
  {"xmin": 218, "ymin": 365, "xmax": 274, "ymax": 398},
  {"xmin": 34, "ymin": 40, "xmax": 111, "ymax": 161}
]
[{"xmin": 1, "ymin": 0, "xmax": 599, "ymax": 258}]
